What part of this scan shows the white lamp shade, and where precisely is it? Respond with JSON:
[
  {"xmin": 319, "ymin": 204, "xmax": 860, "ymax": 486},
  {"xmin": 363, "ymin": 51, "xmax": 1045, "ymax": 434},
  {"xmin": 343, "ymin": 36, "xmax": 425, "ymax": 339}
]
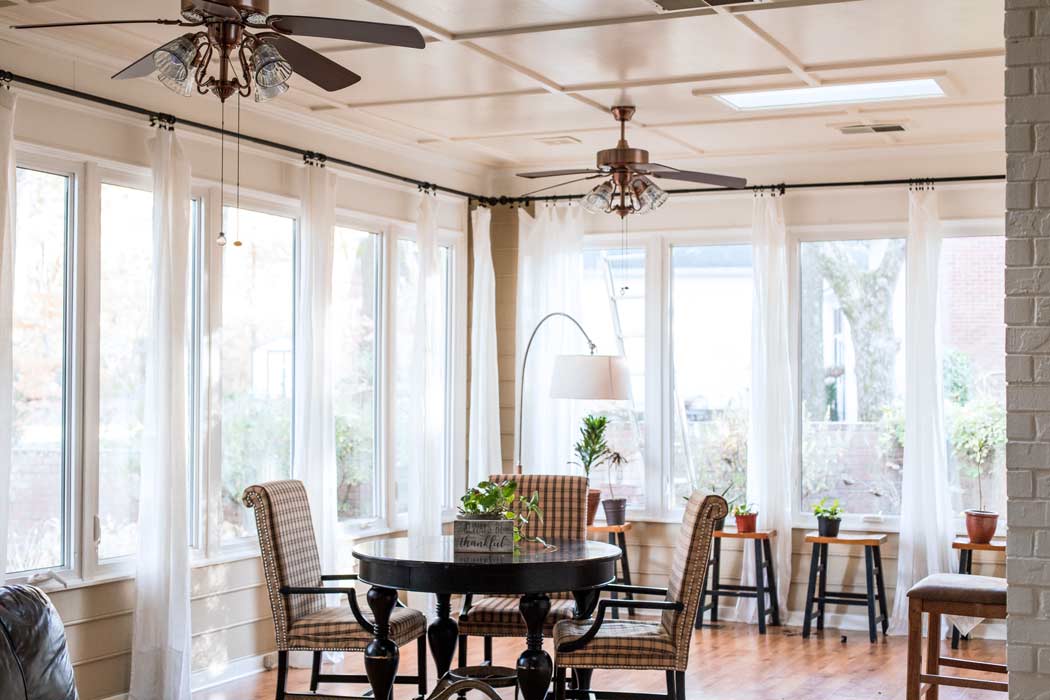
[{"xmin": 550, "ymin": 354, "xmax": 631, "ymax": 400}]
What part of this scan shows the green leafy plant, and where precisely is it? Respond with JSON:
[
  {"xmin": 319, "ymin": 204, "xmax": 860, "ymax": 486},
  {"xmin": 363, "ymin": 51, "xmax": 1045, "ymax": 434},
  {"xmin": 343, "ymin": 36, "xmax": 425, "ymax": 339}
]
[
  {"xmin": 458, "ymin": 480, "xmax": 548, "ymax": 545},
  {"xmin": 812, "ymin": 498, "xmax": 844, "ymax": 520},
  {"xmin": 730, "ymin": 503, "xmax": 757, "ymax": 517},
  {"xmin": 949, "ymin": 398, "xmax": 1006, "ymax": 512},
  {"xmin": 573, "ymin": 414, "xmax": 610, "ymax": 479}
]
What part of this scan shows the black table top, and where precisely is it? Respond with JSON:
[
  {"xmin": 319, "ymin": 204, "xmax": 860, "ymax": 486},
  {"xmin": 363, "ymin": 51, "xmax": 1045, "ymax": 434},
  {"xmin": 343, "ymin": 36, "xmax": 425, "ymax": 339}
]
[{"xmin": 353, "ymin": 536, "xmax": 621, "ymax": 596}]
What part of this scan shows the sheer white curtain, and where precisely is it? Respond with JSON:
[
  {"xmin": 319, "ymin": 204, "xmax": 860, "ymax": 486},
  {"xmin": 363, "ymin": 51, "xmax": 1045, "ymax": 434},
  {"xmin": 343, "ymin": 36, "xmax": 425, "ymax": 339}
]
[
  {"xmin": 291, "ymin": 165, "xmax": 340, "ymax": 665},
  {"xmin": 515, "ymin": 204, "xmax": 585, "ymax": 474},
  {"xmin": 469, "ymin": 207, "xmax": 501, "ymax": 482},
  {"xmin": 0, "ymin": 90, "xmax": 15, "ymax": 582},
  {"xmin": 129, "ymin": 128, "xmax": 192, "ymax": 700},
  {"xmin": 738, "ymin": 192, "xmax": 794, "ymax": 621},
  {"xmin": 889, "ymin": 187, "xmax": 955, "ymax": 634}
]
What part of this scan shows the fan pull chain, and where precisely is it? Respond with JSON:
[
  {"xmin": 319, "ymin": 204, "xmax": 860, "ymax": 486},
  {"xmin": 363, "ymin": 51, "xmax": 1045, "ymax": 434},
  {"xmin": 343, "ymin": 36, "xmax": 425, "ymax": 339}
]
[
  {"xmin": 217, "ymin": 98, "xmax": 227, "ymax": 247},
  {"xmin": 234, "ymin": 91, "xmax": 242, "ymax": 247},
  {"xmin": 620, "ymin": 216, "xmax": 629, "ymax": 296}
]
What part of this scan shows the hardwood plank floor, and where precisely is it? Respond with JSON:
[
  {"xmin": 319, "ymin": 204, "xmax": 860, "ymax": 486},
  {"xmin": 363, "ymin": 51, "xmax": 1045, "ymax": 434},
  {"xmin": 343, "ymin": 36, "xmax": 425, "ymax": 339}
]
[{"xmin": 194, "ymin": 621, "xmax": 1004, "ymax": 700}]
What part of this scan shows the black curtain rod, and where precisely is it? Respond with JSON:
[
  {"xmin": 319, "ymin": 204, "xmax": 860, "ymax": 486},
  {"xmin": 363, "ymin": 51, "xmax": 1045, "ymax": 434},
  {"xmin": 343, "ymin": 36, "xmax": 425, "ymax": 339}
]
[
  {"xmin": 1, "ymin": 69, "xmax": 1005, "ymax": 208},
  {"xmin": 0, "ymin": 69, "xmax": 482, "ymax": 200}
]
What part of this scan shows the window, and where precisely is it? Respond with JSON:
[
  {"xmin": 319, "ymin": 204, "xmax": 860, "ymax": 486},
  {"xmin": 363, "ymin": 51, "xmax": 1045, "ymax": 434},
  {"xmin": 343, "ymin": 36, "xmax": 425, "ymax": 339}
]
[
  {"xmin": 332, "ymin": 227, "xmax": 380, "ymax": 524},
  {"xmin": 220, "ymin": 206, "xmax": 296, "ymax": 541},
  {"xmin": 393, "ymin": 239, "xmax": 452, "ymax": 515},
  {"xmin": 7, "ymin": 167, "xmax": 72, "ymax": 574},
  {"xmin": 97, "ymin": 183, "xmax": 153, "ymax": 560},
  {"xmin": 799, "ymin": 238, "xmax": 906, "ymax": 516},
  {"xmin": 940, "ymin": 236, "xmax": 1006, "ymax": 517},
  {"xmin": 670, "ymin": 245, "xmax": 752, "ymax": 507},
  {"xmin": 579, "ymin": 247, "xmax": 646, "ymax": 507}
]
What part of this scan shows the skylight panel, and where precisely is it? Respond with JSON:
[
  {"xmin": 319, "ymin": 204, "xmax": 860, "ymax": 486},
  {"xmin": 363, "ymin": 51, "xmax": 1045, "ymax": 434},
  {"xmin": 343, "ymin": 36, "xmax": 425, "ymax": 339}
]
[{"xmin": 715, "ymin": 79, "xmax": 946, "ymax": 111}]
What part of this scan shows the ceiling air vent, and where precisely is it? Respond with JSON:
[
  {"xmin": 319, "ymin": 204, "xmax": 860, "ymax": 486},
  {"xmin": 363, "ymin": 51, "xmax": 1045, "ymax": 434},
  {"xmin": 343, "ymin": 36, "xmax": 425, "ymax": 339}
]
[
  {"xmin": 838, "ymin": 123, "xmax": 906, "ymax": 135},
  {"xmin": 537, "ymin": 135, "xmax": 582, "ymax": 146}
]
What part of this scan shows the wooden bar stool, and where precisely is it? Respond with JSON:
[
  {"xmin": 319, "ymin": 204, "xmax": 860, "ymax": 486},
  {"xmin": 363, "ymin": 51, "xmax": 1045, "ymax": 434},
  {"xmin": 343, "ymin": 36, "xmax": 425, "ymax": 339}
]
[
  {"xmin": 801, "ymin": 532, "xmax": 889, "ymax": 643},
  {"xmin": 694, "ymin": 529, "xmax": 781, "ymax": 633},
  {"xmin": 950, "ymin": 537, "xmax": 1005, "ymax": 649},
  {"xmin": 906, "ymin": 573, "xmax": 1007, "ymax": 699},
  {"xmin": 587, "ymin": 522, "xmax": 634, "ymax": 620}
]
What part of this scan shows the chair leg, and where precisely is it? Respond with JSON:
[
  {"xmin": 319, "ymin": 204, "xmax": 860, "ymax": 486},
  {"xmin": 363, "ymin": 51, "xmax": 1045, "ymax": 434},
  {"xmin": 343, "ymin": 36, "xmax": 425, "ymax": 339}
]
[
  {"xmin": 864, "ymin": 545, "xmax": 878, "ymax": 644},
  {"xmin": 906, "ymin": 600, "xmax": 922, "ymax": 700},
  {"xmin": 926, "ymin": 612, "xmax": 941, "ymax": 700},
  {"xmin": 555, "ymin": 666, "xmax": 567, "ymax": 700},
  {"xmin": 666, "ymin": 670, "xmax": 677, "ymax": 700},
  {"xmin": 802, "ymin": 542, "xmax": 820, "ymax": 639},
  {"xmin": 675, "ymin": 670, "xmax": 686, "ymax": 700},
  {"xmin": 418, "ymin": 635, "xmax": 428, "ymax": 698},
  {"xmin": 276, "ymin": 650, "xmax": 289, "ymax": 700},
  {"xmin": 816, "ymin": 543, "xmax": 828, "ymax": 631},
  {"xmin": 873, "ymin": 545, "xmax": 890, "ymax": 635},
  {"xmin": 754, "ymin": 539, "xmax": 767, "ymax": 635},
  {"xmin": 763, "ymin": 539, "xmax": 781, "ymax": 626},
  {"xmin": 458, "ymin": 634, "xmax": 468, "ymax": 667},
  {"xmin": 483, "ymin": 635, "xmax": 493, "ymax": 664},
  {"xmin": 310, "ymin": 651, "xmax": 322, "ymax": 692}
]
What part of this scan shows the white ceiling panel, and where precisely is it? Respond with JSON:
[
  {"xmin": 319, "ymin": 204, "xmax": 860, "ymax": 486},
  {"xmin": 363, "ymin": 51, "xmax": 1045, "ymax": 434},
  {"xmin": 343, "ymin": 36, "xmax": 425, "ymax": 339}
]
[{"xmin": 386, "ymin": 0, "xmax": 658, "ymax": 35}]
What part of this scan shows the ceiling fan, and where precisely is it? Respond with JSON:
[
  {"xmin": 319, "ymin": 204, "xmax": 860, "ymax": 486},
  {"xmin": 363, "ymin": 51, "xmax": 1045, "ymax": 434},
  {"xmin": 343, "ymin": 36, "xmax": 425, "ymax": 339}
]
[
  {"xmin": 518, "ymin": 105, "xmax": 747, "ymax": 217},
  {"xmin": 11, "ymin": 0, "xmax": 425, "ymax": 102}
]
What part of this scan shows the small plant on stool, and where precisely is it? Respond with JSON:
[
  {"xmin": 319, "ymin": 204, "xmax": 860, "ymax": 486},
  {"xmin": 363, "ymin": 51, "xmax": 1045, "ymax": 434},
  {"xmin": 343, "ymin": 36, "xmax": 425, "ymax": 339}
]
[
  {"xmin": 812, "ymin": 498, "xmax": 844, "ymax": 537},
  {"xmin": 731, "ymin": 503, "xmax": 758, "ymax": 534}
]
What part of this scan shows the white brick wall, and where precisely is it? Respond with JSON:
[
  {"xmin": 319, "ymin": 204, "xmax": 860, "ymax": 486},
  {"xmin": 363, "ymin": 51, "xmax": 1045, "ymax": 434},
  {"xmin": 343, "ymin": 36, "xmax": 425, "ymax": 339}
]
[{"xmin": 1006, "ymin": 2, "xmax": 1050, "ymax": 697}]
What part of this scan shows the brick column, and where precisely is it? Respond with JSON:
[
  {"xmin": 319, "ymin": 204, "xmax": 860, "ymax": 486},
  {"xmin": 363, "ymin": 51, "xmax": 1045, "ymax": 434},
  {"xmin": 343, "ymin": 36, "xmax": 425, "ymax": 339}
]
[{"xmin": 1005, "ymin": 2, "xmax": 1050, "ymax": 697}]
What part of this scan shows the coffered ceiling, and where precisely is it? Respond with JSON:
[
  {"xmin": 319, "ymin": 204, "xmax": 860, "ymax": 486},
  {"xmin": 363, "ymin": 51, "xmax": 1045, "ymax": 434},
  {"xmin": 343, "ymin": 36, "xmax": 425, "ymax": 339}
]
[{"xmin": 0, "ymin": 0, "xmax": 1005, "ymax": 182}]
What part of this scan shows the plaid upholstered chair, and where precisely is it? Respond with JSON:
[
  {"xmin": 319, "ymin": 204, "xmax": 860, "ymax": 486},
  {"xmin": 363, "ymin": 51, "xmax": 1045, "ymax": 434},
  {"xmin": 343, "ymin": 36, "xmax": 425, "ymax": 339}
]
[
  {"xmin": 244, "ymin": 480, "xmax": 428, "ymax": 700},
  {"xmin": 457, "ymin": 474, "xmax": 588, "ymax": 665},
  {"xmin": 551, "ymin": 491, "xmax": 728, "ymax": 700}
]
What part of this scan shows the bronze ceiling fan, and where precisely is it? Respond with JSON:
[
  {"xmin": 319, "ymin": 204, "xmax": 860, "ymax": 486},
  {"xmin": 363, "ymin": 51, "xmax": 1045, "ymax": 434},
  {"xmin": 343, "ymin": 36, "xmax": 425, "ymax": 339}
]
[
  {"xmin": 12, "ymin": 0, "xmax": 425, "ymax": 102},
  {"xmin": 518, "ymin": 106, "xmax": 747, "ymax": 217}
]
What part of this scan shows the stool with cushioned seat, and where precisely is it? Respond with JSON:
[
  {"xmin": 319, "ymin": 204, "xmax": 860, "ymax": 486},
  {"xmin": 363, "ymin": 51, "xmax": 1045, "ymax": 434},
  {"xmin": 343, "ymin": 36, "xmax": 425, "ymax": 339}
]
[{"xmin": 905, "ymin": 573, "xmax": 1007, "ymax": 700}]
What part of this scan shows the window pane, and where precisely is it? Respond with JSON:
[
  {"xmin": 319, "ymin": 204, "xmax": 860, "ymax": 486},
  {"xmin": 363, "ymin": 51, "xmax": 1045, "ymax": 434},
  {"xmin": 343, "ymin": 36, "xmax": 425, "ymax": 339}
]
[
  {"xmin": 8, "ymin": 168, "xmax": 69, "ymax": 573},
  {"xmin": 940, "ymin": 236, "xmax": 1006, "ymax": 516},
  {"xmin": 579, "ymin": 248, "xmax": 646, "ymax": 508},
  {"xmin": 394, "ymin": 241, "xmax": 450, "ymax": 515},
  {"xmin": 97, "ymin": 184, "xmax": 153, "ymax": 559},
  {"xmin": 670, "ymin": 245, "xmax": 752, "ymax": 507},
  {"xmin": 221, "ymin": 207, "xmax": 295, "ymax": 540},
  {"xmin": 333, "ymin": 227, "xmax": 379, "ymax": 523},
  {"xmin": 800, "ymin": 239, "xmax": 906, "ymax": 516}
]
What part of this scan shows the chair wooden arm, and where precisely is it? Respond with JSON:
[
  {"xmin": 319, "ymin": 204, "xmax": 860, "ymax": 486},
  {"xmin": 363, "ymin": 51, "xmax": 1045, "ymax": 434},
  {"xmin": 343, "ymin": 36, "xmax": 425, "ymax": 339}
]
[
  {"xmin": 320, "ymin": 573, "xmax": 359, "ymax": 581},
  {"xmin": 280, "ymin": 585, "xmax": 376, "ymax": 635},
  {"xmin": 556, "ymin": 599, "xmax": 683, "ymax": 653},
  {"xmin": 602, "ymin": 583, "xmax": 668, "ymax": 596},
  {"xmin": 460, "ymin": 593, "xmax": 474, "ymax": 617}
]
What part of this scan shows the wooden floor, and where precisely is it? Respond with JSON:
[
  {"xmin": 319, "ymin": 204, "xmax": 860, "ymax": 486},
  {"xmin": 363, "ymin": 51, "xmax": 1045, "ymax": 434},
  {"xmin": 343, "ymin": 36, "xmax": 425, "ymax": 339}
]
[{"xmin": 194, "ymin": 621, "xmax": 1005, "ymax": 700}]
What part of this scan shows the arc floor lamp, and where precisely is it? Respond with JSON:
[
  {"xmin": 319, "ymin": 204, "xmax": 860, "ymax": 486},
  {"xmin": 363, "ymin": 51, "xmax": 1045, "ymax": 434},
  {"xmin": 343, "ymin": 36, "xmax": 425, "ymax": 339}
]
[{"xmin": 516, "ymin": 311, "xmax": 630, "ymax": 474}]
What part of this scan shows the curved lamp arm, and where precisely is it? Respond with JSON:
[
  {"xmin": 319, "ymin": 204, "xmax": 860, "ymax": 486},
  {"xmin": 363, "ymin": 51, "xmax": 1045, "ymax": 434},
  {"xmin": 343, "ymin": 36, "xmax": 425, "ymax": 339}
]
[{"xmin": 516, "ymin": 311, "xmax": 596, "ymax": 474}]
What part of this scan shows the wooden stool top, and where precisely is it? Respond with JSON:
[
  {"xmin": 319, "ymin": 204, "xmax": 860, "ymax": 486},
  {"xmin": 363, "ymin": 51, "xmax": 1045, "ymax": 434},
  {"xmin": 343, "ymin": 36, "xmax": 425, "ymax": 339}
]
[
  {"xmin": 587, "ymin": 522, "xmax": 633, "ymax": 534},
  {"xmin": 952, "ymin": 537, "xmax": 1006, "ymax": 552},
  {"xmin": 804, "ymin": 532, "xmax": 887, "ymax": 546},
  {"xmin": 714, "ymin": 529, "xmax": 776, "ymax": 540}
]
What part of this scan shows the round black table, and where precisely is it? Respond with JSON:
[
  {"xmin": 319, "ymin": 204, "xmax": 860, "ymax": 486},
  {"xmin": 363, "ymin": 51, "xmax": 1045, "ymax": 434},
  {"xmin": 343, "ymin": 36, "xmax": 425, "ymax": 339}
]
[{"xmin": 353, "ymin": 536, "xmax": 620, "ymax": 700}]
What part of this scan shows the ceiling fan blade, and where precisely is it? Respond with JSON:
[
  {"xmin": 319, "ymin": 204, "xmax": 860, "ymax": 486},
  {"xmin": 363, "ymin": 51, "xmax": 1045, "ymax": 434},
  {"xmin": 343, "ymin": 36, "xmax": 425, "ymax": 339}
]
[
  {"xmin": 112, "ymin": 41, "xmax": 171, "ymax": 80},
  {"xmin": 12, "ymin": 19, "xmax": 183, "ymax": 29},
  {"xmin": 258, "ymin": 34, "xmax": 361, "ymax": 91},
  {"xmin": 640, "ymin": 163, "xmax": 747, "ymax": 188},
  {"xmin": 522, "ymin": 174, "xmax": 605, "ymax": 197},
  {"xmin": 516, "ymin": 169, "xmax": 603, "ymax": 179},
  {"xmin": 190, "ymin": 0, "xmax": 241, "ymax": 20},
  {"xmin": 268, "ymin": 15, "xmax": 425, "ymax": 49}
]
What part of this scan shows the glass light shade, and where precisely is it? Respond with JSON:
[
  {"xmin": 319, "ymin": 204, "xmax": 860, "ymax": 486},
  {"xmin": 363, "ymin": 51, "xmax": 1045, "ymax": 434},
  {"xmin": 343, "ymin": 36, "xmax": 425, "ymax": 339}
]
[
  {"xmin": 582, "ymin": 180, "xmax": 615, "ymax": 214},
  {"xmin": 253, "ymin": 43, "xmax": 293, "ymax": 89},
  {"xmin": 153, "ymin": 36, "xmax": 196, "ymax": 96},
  {"xmin": 254, "ymin": 81, "xmax": 290, "ymax": 103},
  {"xmin": 157, "ymin": 71, "xmax": 193, "ymax": 97},
  {"xmin": 550, "ymin": 354, "xmax": 631, "ymax": 401},
  {"xmin": 630, "ymin": 175, "xmax": 668, "ymax": 213}
]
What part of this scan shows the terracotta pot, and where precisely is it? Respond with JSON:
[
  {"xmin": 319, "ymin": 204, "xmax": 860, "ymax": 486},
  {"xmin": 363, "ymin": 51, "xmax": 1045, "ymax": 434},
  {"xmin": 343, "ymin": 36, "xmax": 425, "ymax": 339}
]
[
  {"xmin": 817, "ymin": 516, "xmax": 841, "ymax": 538},
  {"xmin": 587, "ymin": 489, "xmax": 602, "ymax": 526},
  {"xmin": 734, "ymin": 513, "xmax": 758, "ymax": 534},
  {"xmin": 965, "ymin": 510, "xmax": 999, "ymax": 545}
]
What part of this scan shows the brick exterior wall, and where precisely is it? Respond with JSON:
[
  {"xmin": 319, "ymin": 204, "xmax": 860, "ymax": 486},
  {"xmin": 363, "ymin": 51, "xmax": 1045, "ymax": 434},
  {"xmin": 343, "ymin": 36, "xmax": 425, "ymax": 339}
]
[{"xmin": 1005, "ymin": 2, "xmax": 1050, "ymax": 697}]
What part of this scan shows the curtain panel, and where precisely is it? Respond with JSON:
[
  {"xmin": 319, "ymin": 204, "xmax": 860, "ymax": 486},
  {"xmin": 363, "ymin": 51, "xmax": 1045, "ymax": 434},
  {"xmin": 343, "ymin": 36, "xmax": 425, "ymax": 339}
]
[
  {"xmin": 889, "ymin": 188, "xmax": 955, "ymax": 635},
  {"xmin": 0, "ymin": 90, "xmax": 16, "ymax": 582},
  {"xmin": 129, "ymin": 127, "xmax": 193, "ymax": 700},
  {"xmin": 469, "ymin": 206, "xmax": 502, "ymax": 481},
  {"xmin": 515, "ymin": 205, "xmax": 585, "ymax": 475}
]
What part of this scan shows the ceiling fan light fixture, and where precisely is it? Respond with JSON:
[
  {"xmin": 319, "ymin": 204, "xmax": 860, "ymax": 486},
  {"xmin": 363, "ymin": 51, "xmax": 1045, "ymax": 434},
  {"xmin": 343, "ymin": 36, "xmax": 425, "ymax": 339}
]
[
  {"xmin": 245, "ymin": 12, "xmax": 269, "ymax": 26},
  {"xmin": 180, "ymin": 8, "xmax": 205, "ymax": 23},
  {"xmin": 582, "ymin": 180, "xmax": 615, "ymax": 214},
  {"xmin": 253, "ymin": 43, "xmax": 293, "ymax": 89},
  {"xmin": 255, "ymin": 81, "xmax": 290, "ymax": 103},
  {"xmin": 630, "ymin": 175, "xmax": 668, "ymax": 213},
  {"xmin": 153, "ymin": 35, "xmax": 197, "ymax": 96}
]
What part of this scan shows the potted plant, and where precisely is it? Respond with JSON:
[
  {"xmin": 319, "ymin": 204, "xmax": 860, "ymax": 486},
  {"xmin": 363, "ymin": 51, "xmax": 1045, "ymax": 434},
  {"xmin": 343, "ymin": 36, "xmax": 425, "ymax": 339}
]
[
  {"xmin": 600, "ymin": 450, "xmax": 629, "ymax": 525},
  {"xmin": 812, "ymin": 498, "xmax": 844, "ymax": 537},
  {"xmin": 731, "ymin": 503, "xmax": 758, "ymax": 533},
  {"xmin": 573, "ymin": 414, "xmax": 610, "ymax": 525},
  {"xmin": 454, "ymin": 480, "xmax": 547, "ymax": 551},
  {"xmin": 950, "ymin": 399, "xmax": 1006, "ymax": 544}
]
